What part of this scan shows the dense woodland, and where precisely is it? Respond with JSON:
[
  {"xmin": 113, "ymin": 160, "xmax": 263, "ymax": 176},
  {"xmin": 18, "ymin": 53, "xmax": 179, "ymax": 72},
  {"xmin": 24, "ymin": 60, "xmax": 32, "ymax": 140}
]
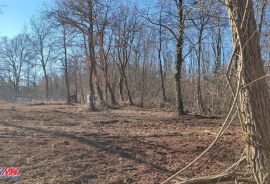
[{"xmin": 0, "ymin": 0, "xmax": 269, "ymax": 115}]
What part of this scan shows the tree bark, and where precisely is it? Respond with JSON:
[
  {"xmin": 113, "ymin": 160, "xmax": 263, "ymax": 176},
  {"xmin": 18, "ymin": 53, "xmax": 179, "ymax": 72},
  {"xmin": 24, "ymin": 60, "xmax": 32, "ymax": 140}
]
[
  {"xmin": 42, "ymin": 64, "xmax": 49, "ymax": 99},
  {"xmin": 175, "ymin": 0, "xmax": 185, "ymax": 115},
  {"xmin": 226, "ymin": 0, "xmax": 270, "ymax": 183},
  {"xmin": 122, "ymin": 69, "xmax": 134, "ymax": 105},
  {"xmin": 94, "ymin": 67, "xmax": 106, "ymax": 106},
  {"xmin": 119, "ymin": 76, "xmax": 125, "ymax": 101},
  {"xmin": 140, "ymin": 54, "xmax": 146, "ymax": 108},
  {"xmin": 86, "ymin": 0, "xmax": 96, "ymax": 111},
  {"xmin": 79, "ymin": 65, "xmax": 85, "ymax": 103},
  {"xmin": 107, "ymin": 82, "xmax": 117, "ymax": 106}
]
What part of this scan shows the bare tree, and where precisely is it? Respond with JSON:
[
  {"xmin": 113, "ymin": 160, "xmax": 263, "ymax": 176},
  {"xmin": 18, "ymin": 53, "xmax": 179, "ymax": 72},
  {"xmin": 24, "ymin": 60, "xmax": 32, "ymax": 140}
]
[
  {"xmin": 112, "ymin": 4, "xmax": 140, "ymax": 105},
  {"xmin": 226, "ymin": 0, "xmax": 270, "ymax": 183},
  {"xmin": 48, "ymin": 0, "xmax": 100, "ymax": 111},
  {"xmin": 142, "ymin": 0, "xmax": 200, "ymax": 115},
  {"xmin": 189, "ymin": 1, "xmax": 215, "ymax": 114},
  {"xmin": 95, "ymin": 1, "xmax": 118, "ymax": 106},
  {"xmin": 0, "ymin": 34, "xmax": 32, "ymax": 93},
  {"xmin": 29, "ymin": 18, "xmax": 54, "ymax": 98}
]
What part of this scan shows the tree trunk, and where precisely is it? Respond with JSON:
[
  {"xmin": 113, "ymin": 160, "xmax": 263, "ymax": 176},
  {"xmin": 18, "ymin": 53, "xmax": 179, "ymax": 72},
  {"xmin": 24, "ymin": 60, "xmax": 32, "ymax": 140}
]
[
  {"xmin": 119, "ymin": 76, "xmax": 125, "ymax": 101},
  {"xmin": 50, "ymin": 75, "xmax": 53, "ymax": 98},
  {"xmin": 94, "ymin": 67, "xmax": 106, "ymax": 106},
  {"xmin": 42, "ymin": 65, "xmax": 49, "ymax": 99},
  {"xmin": 88, "ymin": 67, "xmax": 96, "ymax": 111},
  {"xmin": 45, "ymin": 73, "xmax": 49, "ymax": 99},
  {"xmin": 79, "ymin": 66, "xmax": 85, "ymax": 103},
  {"xmin": 107, "ymin": 82, "xmax": 117, "ymax": 106},
  {"xmin": 175, "ymin": 39, "xmax": 185, "ymax": 115},
  {"xmin": 140, "ymin": 56, "xmax": 146, "ymax": 108},
  {"xmin": 197, "ymin": 25, "xmax": 205, "ymax": 114},
  {"xmin": 214, "ymin": 22, "xmax": 222, "ymax": 78},
  {"xmin": 98, "ymin": 30, "xmax": 117, "ymax": 106},
  {"xmin": 87, "ymin": 33, "xmax": 96, "ymax": 111},
  {"xmin": 175, "ymin": 0, "xmax": 185, "ymax": 115},
  {"xmin": 158, "ymin": 17, "xmax": 167, "ymax": 103},
  {"xmin": 213, "ymin": 22, "xmax": 222, "ymax": 112},
  {"xmin": 63, "ymin": 25, "xmax": 71, "ymax": 104},
  {"xmin": 159, "ymin": 51, "xmax": 167, "ymax": 103},
  {"xmin": 105, "ymin": 68, "xmax": 118, "ymax": 105},
  {"xmin": 86, "ymin": 0, "xmax": 96, "ymax": 111},
  {"xmin": 122, "ymin": 69, "xmax": 134, "ymax": 105},
  {"xmin": 226, "ymin": 0, "xmax": 270, "ymax": 183}
]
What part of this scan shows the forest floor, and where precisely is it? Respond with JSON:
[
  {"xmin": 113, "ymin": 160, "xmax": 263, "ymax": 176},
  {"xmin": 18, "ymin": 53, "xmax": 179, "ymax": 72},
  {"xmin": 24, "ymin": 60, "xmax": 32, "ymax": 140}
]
[{"xmin": 0, "ymin": 102, "xmax": 245, "ymax": 184}]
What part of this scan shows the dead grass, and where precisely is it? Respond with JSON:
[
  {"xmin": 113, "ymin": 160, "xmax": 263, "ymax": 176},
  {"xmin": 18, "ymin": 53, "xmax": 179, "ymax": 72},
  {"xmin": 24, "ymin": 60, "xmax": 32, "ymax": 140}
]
[{"xmin": 0, "ymin": 103, "xmax": 244, "ymax": 184}]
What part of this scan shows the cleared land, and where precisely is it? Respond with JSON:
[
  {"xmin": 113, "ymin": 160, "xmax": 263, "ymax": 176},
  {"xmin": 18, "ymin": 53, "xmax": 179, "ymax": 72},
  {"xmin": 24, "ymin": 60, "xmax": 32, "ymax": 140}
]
[{"xmin": 0, "ymin": 103, "xmax": 244, "ymax": 184}]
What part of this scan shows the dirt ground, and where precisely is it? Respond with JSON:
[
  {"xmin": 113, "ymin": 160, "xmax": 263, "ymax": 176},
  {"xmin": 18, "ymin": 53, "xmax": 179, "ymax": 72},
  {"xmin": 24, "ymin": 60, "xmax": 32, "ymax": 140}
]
[{"xmin": 0, "ymin": 102, "xmax": 245, "ymax": 184}]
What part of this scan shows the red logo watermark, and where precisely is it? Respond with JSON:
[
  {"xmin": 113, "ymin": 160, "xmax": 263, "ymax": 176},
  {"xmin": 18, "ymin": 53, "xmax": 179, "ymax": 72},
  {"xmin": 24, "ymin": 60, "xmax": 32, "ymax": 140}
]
[{"xmin": 0, "ymin": 167, "xmax": 20, "ymax": 180}]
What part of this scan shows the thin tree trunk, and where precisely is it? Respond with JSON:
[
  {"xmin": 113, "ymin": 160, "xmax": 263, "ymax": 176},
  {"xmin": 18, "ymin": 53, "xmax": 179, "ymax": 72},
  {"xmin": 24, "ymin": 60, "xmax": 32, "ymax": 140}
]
[
  {"xmin": 50, "ymin": 75, "xmax": 53, "ymax": 98},
  {"xmin": 197, "ymin": 25, "xmax": 204, "ymax": 113},
  {"xmin": 40, "ymin": 45, "xmax": 49, "ymax": 99},
  {"xmin": 94, "ymin": 67, "xmax": 106, "ymax": 106},
  {"xmin": 27, "ymin": 62, "xmax": 30, "ymax": 93},
  {"xmin": 79, "ymin": 65, "xmax": 85, "ymax": 103},
  {"xmin": 122, "ymin": 69, "xmax": 134, "ymax": 105},
  {"xmin": 75, "ymin": 74, "xmax": 78, "ymax": 100},
  {"xmin": 42, "ymin": 65, "xmax": 49, "ymax": 99},
  {"xmin": 99, "ymin": 30, "xmax": 118, "ymax": 106},
  {"xmin": 63, "ymin": 25, "xmax": 71, "ymax": 104},
  {"xmin": 88, "ymin": 66, "xmax": 96, "ymax": 111},
  {"xmin": 226, "ymin": 1, "xmax": 270, "ymax": 183},
  {"xmin": 214, "ymin": 22, "xmax": 222, "ymax": 108},
  {"xmin": 215, "ymin": 23, "xmax": 222, "ymax": 77},
  {"xmin": 216, "ymin": 24, "xmax": 222, "ymax": 112},
  {"xmin": 119, "ymin": 76, "xmax": 125, "ymax": 101},
  {"xmin": 45, "ymin": 74, "xmax": 49, "ymax": 98},
  {"xmin": 107, "ymin": 82, "xmax": 117, "ymax": 106},
  {"xmin": 106, "ymin": 69, "xmax": 117, "ymax": 105},
  {"xmin": 140, "ymin": 55, "xmax": 146, "ymax": 108},
  {"xmin": 158, "ymin": 18, "xmax": 167, "ymax": 103},
  {"xmin": 258, "ymin": 0, "xmax": 268, "ymax": 36}
]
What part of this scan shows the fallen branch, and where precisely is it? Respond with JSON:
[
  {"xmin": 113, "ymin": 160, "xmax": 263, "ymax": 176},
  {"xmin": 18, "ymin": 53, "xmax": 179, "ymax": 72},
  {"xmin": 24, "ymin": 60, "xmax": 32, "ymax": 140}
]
[
  {"xmin": 176, "ymin": 155, "xmax": 248, "ymax": 184},
  {"xmin": 177, "ymin": 172, "xmax": 238, "ymax": 184}
]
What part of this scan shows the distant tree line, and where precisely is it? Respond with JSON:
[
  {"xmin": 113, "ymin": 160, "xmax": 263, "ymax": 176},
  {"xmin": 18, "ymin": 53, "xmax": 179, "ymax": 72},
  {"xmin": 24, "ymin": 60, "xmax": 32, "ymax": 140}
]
[{"xmin": 0, "ymin": 0, "xmax": 269, "ymax": 115}]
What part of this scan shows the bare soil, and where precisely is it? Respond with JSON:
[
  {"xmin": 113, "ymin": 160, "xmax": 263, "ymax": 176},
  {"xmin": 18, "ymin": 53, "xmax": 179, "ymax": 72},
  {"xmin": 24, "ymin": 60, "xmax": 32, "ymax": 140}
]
[{"xmin": 0, "ymin": 103, "xmax": 244, "ymax": 184}]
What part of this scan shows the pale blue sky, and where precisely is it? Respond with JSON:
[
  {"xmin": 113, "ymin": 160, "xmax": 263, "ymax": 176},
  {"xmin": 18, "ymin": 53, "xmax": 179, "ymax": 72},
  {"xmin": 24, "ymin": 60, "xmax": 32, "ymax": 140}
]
[
  {"xmin": 0, "ymin": 0, "xmax": 50, "ymax": 38},
  {"xmin": 0, "ymin": 0, "xmax": 155, "ymax": 38}
]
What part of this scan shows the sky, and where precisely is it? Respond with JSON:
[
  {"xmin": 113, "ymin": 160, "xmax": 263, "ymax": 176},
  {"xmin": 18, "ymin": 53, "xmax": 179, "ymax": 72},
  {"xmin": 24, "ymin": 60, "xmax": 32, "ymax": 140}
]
[
  {"xmin": 0, "ymin": 0, "xmax": 154, "ymax": 39},
  {"xmin": 0, "ymin": 0, "xmax": 51, "ymax": 38}
]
